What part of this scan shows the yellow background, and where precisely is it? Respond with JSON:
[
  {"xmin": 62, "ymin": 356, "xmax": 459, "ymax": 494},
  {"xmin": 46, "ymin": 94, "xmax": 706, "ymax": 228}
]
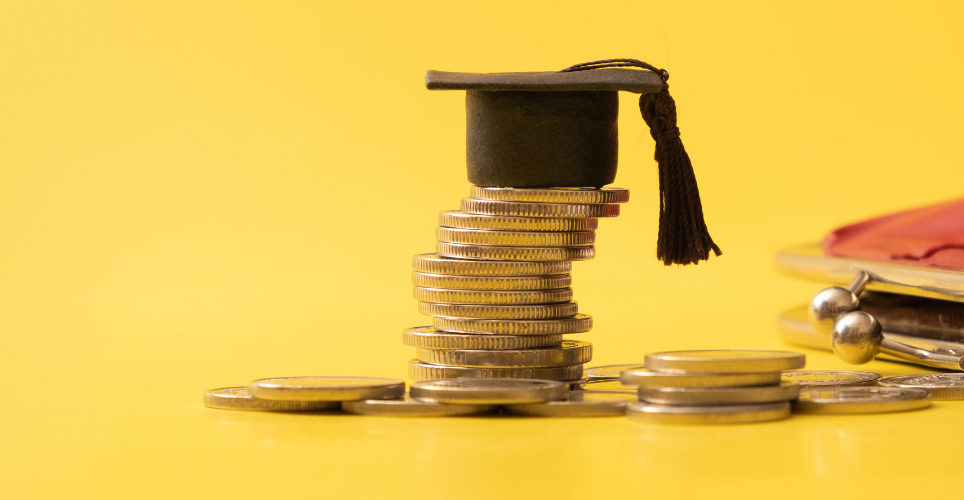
[{"xmin": 2, "ymin": 1, "xmax": 963, "ymax": 498}]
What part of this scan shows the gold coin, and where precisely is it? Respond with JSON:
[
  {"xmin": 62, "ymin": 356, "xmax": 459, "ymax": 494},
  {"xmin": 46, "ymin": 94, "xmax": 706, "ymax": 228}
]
[
  {"xmin": 437, "ymin": 242, "xmax": 595, "ymax": 261},
  {"xmin": 202, "ymin": 387, "xmax": 341, "ymax": 412},
  {"xmin": 461, "ymin": 198, "xmax": 620, "ymax": 218},
  {"xmin": 432, "ymin": 314, "xmax": 592, "ymax": 335},
  {"xmin": 626, "ymin": 402, "xmax": 792, "ymax": 425},
  {"xmin": 412, "ymin": 272, "xmax": 571, "ymax": 291},
  {"xmin": 416, "ymin": 340, "xmax": 592, "ymax": 368},
  {"xmin": 413, "ymin": 286, "xmax": 572, "ymax": 305},
  {"xmin": 402, "ymin": 326, "xmax": 563, "ymax": 350},
  {"xmin": 793, "ymin": 386, "xmax": 931, "ymax": 414},
  {"xmin": 342, "ymin": 395, "xmax": 496, "ymax": 417},
  {"xmin": 470, "ymin": 186, "xmax": 630, "ymax": 204},
  {"xmin": 638, "ymin": 380, "xmax": 800, "ymax": 405},
  {"xmin": 573, "ymin": 379, "xmax": 636, "ymax": 393},
  {"xmin": 584, "ymin": 363, "xmax": 646, "ymax": 381},
  {"xmin": 410, "ymin": 378, "xmax": 568, "ymax": 404},
  {"xmin": 504, "ymin": 391, "xmax": 635, "ymax": 417},
  {"xmin": 407, "ymin": 359, "xmax": 583, "ymax": 382},
  {"xmin": 878, "ymin": 373, "xmax": 964, "ymax": 400},
  {"xmin": 436, "ymin": 227, "xmax": 595, "ymax": 247},
  {"xmin": 439, "ymin": 211, "xmax": 599, "ymax": 232},
  {"xmin": 781, "ymin": 370, "xmax": 881, "ymax": 388},
  {"xmin": 418, "ymin": 301, "xmax": 578, "ymax": 320},
  {"xmin": 621, "ymin": 369, "xmax": 782, "ymax": 388},
  {"xmin": 645, "ymin": 350, "xmax": 806, "ymax": 373},
  {"xmin": 412, "ymin": 253, "xmax": 571, "ymax": 276},
  {"xmin": 248, "ymin": 376, "xmax": 405, "ymax": 402}
]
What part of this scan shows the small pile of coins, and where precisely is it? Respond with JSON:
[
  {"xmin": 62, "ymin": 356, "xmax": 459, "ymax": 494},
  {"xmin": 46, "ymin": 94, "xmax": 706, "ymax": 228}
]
[{"xmin": 405, "ymin": 186, "xmax": 630, "ymax": 383}]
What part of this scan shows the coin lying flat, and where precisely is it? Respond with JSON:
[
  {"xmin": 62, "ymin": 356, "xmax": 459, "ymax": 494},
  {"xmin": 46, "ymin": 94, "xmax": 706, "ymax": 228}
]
[
  {"xmin": 342, "ymin": 395, "xmax": 497, "ymax": 417},
  {"xmin": 402, "ymin": 326, "xmax": 563, "ymax": 350},
  {"xmin": 202, "ymin": 387, "xmax": 342, "ymax": 412},
  {"xmin": 504, "ymin": 391, "xmax": 635, "ymax": 417},
  {"xmin": 638, "ymin": 381, "xmax": 800, "ymax": 405},
  {"xmin": 412, "ymin": 253, "xmax": 572, "ymax": 276},
  {"xmin": 437, "ymin": 227, "xmax": 596, "ymax": 247},
  {"xmin": 418, "ymin": 301, "xmax": 579, "ymax": 320},
  {"xmin": 573, "ymin": 379, "xmax": 636, "ymax": 393},
  {"xmin": 413, "ymin": 287, "xmax": 573, "ymax": 305},
  {"xmin": 626, "ymin": 402, "xmax": 792, "ymax": 425},
  {"xmin": 470, "ymin": 186, "xmax": 630, "ymax": 205},
  {"xmin": 585, "ymin": 364, "xmax": 646, "ymax": 381},
  {"xmin": 645, "ymin": 350, "xmax": 806, "ymax": 373},
  {"xmin": 412, "ymin": 272, "xmax": 571, "ymax": 291},
  {"xmin": 438, "ymin": 211, "xmax": 599, "ymax": 232},
  {"xmin": 416, "ymin": 340, "xmax": 592, "ymax": 368},
  {"xmin": 793, "ymin": 387, "xmax": 932, "ymax": 414},
  {"xmin": 782, "ymin": 370, "xmax": 881, "ymax": 388},
  {"xmin": 410, "ymin": 378, "xmax": 568, "ymax": 404},
  {"xmin": 621, "ymin": 369, "xmax": 782, "ymax": 388},
  {"xmin": 878, "ymin": 373, "xmax": 964, "ymax": 400},
  {"xmin": 408, "ymin": 359, "xmax": 583, "ymax": 382},
  {"xmin": 437, "ymin": 242, "xmax": 595, "ymax": 262},
  {"xmin": 461, "ymin": 198, "xmax": 619, "ymax": 218},
  {"xmin": 248, "ymin": 376, "xmax": 405, "ymax": 402},
  {"xmin": 431, "ymin": 314, "xmax": 592, "ymax": 335}
]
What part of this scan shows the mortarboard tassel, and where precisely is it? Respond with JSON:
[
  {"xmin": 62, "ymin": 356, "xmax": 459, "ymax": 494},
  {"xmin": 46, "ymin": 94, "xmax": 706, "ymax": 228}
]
[{"xmin": 561, "ymin": 59, "xmax": 722, "ymax": 266}]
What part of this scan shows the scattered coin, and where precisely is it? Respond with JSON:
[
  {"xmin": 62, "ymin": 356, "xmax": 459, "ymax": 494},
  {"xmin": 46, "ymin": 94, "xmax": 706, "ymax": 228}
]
[
  {"xmin": 402, "ymin": 326, "xmax": 563, "ymax": 350},
  {"xmin": 638, "ymin": 381, "xmax": 800, "ymax": 405},
  {"xmin": 504, "ymin": 391, "xmax": 635, "ymax": 417},
  {"xmin": 585, "ymin": 364, "xmax": 646, "ymax": 381},
  {"xmin": 793, "ymin": 387, "xmax": 931, "ymax": 414},
  {"xmin": 573, "ymin": 379, "xmax": 635, "ymax": 393},
  {"xmin": 412, "ymin": 253, "xmax": 572, "ymax": 276},
  {"xmin": 461, "ymin": 198, "xmax": 620, "ymax": 218},
  {"xmin": 408, "ymin": 359, "xmax": 583, "ymax": 381},
  {"xmin": 437, "ymin": 241, "xmax": 595, "ymax": 262},
  {"xmin": 626, "ymin": 402, "xmax": 792, "ymax": 425},
  {"xmin": 431, "ymin": 314, "xmax": 592, "ymax": 335},
  {"xmin": 470, "ymin": 186, "xmax": 630, "ymax": 205},
  {"xmin": 878, "ymin": 373, "xmax": 964, "ymax": 400},
  {"xmin": 417, "ymin": 301, "xmax": 579, "ymax": 320},
  {"xmin": 621, "ymin": 369, "xmax": 782, "ymax": 388},
  {"xmin": 437, "ymin": 227, "xmax": 595, "ymax": 247},
  {"xmin": 645, "ymin": 350, "xmax": 806, "ymax": 373},
  {"xmin": 411, "ymin": 272, "xmax": 571, "ymax": 291},
  {"xmin": 202, "ymin": 387, "xmax": 341, "ymax": 412},
  {"xmin": 248, "ymin": 376, "xmax": 405, "ymax": 402},
  {"xmin": 413, "ymin": 286, "xmax": 573, "ymax": 305},
  {"xmin": 782, "ymin": 370, "xmax": 881, "ymax": 388},
  {"xmin": 415, "ymin": 340, "xmax": 592, "ymax": 368},
  {"xmin": 342, "ymin": 395, "xmax": 497, "ymax": 417},
  {"xmin": 410, "ymin": 378, "xmax": 568, "ymax": 404}
]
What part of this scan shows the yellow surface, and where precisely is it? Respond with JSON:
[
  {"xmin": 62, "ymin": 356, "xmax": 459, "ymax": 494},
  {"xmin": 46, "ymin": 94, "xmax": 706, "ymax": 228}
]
[{"xmin": 2, "ymin": 1, "xmax": 963, "ymax": 498}]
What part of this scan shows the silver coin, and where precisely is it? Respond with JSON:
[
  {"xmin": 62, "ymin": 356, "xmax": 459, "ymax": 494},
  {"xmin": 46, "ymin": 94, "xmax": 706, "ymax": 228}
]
[
  {"xmin": 793, "ymin": 386, "xmax": 931, "ymax": 414},
  {"xmin": 572, "ymin": 379, "xmax": 636, "ymax": 393},
  {"xmin": 781, "ymin": 370, "xmax": 881, "ymax": 388},
  {"xmin": 621, "ymin": 369, "xmax": 782, "ymax": 388},
  {"xmin": 626, "ymin": 402, "xmax": 792, "ymax": 425},
  {"xmin": 638, "ymin": 381, "xmax": 800, "ymax": 405},
  {"xmin": 402, "ymin": 326, "xmax": 563, "ymax": 350},
  {"xmin": 202, "ymin": 387, "xmax": 341, "ymax": 412},
  {"xmin": 645, "ymin": 350, "xmax": 806, "ymax": 373},
  {"xmin": 248, "ymin": 376, "xmax": 405, "ymax": 402},
  {"xmin": 879, "ymin": 373, "xmax": 964, "ymax": 400},
  {"xmin": 504, "ymin": 391, "xmax": 636, "ymax": 417},
  {"xmin": 410, "ymin": 378, "xmax": 568, "ymax": 404},
  {"xmin": 584, "ymin": 363, "xmax": 645, "ymax": 381},
  {"xmin": 342, "ymin": 395, "xmax": 497, "ymax": 417}
]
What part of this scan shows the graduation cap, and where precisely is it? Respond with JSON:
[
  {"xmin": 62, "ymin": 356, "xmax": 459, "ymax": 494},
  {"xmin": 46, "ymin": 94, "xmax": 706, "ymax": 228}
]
[{"xmin": 426, "ymin": 59, "xmax": 721, "ymax": 266}]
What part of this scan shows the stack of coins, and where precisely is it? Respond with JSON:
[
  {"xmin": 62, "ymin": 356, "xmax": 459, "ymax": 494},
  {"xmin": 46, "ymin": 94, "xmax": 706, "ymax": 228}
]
[{"xmin": 405, "ymin": 186, "xmax": 630, "ymax": 384}]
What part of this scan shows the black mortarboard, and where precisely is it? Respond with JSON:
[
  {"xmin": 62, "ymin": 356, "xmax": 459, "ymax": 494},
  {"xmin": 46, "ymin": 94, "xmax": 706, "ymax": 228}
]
[{"xmin": 426, "ymin": 59, "xmax": 721, "ymax": 266}]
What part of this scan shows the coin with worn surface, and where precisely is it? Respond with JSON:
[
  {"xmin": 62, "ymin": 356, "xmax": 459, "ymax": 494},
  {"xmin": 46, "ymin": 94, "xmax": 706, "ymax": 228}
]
[
  {"xmin": 793, "ymin": 387, "xmax": 932, "ymax": 413},
  {"xmin": 504, "ymin": 391, "xmax": 635, "ymax": 417},
  {"xmin": 402, "ymin": 326, "xmax": 563, "ymax": 350},
  {"xmin": 437, "ymin": 227, "xmax": 595, "ymax": 247},
  {"xmin": 408, "ymin": 359, "xmax": 583, "ymax": 382},
  {"xmin": 573, "ymin": 379, "xmax": 636, "ymax": 393},
  {"xmin": 879, "ymin": 373, "xmax": 964, "ymax": 400},
  {"xmin": 645, "ymin": 350, "xmax": 806, "ymax": 373},
  {"xmin": 638, "ymin": 380, "xmax": 800, "ymax": 405},
  {"xmin": 342, "ymin": 395, "xmax": 496, "ymax": 417},
  {"xmin": 248, "ymin": 376, "xmax": 405, "ymax": 402},
  {"xmin": 470, "ymin": 186, "xmax": 630, "ymax": 205},
  {"xmin": 585, "ymin": 364, "xmax": 646, "ymax": 381},
  {"xmin": 627, "ymin": 402, "xmax": 792, "ymax": 425},
  {"xmin": 412, "ymin": 272, "xmax": 571, "ymax": 291},
  {"xmin": 431, "ymin": 314, "xmax": 592, "ymax": 335},
  {"xmin": 418, "ymin": 301, "xmax": 579, "ymax": 320},
  {"xmin": 413, "ymin": 287, "xmax": 573, "ymax": 305},
  {"xmin": 782, "ymin": 370, "xmax": 881, "ymax": 388},
  {"xmin": 461, "ymin": 198, "xmax": 620, "ymax": 218},
  {"xmin": 438, "ymin": 211, "xmax": 599, "ymax": 232},
  {"xmin": 416, "ymin": 340, "xmax": 592, "ymax": 368},
  {"xmin": 202, "ymin": 387, "xmax": 341, "ymax": 412},
  {"xmin": 410, "ymin": 378, "xmax": 568, "ymax": 404},
  {"xmin": 412, "ymin": 253, "xmax": 572, "ymax": 276},
  {"xmin": 437, "ymin": 242, "xmax": 595, "ymax": 262},
  {"xmin": 621, "ymin": 369, "xmax": 782, "ymax": 388}
]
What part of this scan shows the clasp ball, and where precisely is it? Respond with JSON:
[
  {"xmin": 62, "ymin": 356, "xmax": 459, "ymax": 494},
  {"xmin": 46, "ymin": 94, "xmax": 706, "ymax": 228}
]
[
  {"xmin": 808, "ymin": 286, "xmax": 860, "ymax": 337},
  {"xmin": 831, "ymin": 311, "xmax": 883, "ymax": 365}
]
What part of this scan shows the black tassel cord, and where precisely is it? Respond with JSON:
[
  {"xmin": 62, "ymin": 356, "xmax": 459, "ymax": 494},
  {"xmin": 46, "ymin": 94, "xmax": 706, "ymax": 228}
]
[{"xmin": 560, "ymin": 59, "xmax": 722, "ymax": 266}]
